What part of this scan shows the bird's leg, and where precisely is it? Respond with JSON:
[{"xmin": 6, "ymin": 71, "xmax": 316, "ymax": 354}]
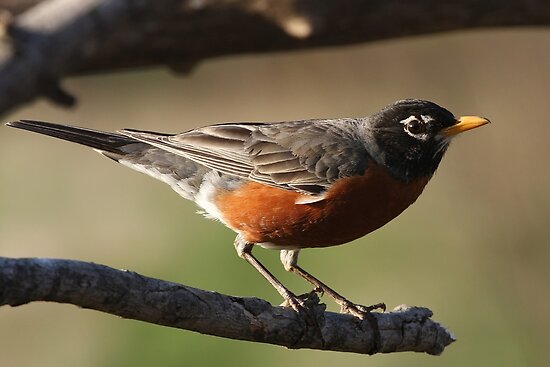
[
  {"xmin": 233, "ymin": 235, "xmax": 305, "ymax": 313},
  {"xmin": 280, "ymin": 249, "xmax": 386, "ymax": 319}
]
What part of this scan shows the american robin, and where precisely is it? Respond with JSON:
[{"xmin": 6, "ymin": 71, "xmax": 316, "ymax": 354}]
[{"xmin": 6, "ymin": 99, "xmax": 489, "ymax": 318}]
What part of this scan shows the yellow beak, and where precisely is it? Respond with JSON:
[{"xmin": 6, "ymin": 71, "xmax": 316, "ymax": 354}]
[{"xmin": 442, "ymin": 116, "xmax": 490, "ymax": 137}]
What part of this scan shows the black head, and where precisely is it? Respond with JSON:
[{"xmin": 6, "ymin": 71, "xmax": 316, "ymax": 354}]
[{"xmin": 365, "ymin": 99, "xmax": 489, "ymax": 181}]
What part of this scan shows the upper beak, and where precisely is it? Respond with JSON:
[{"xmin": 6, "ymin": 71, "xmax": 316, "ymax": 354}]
[{"xmin": 441, "ymin": 116, "xmax": 490, "ymax": 137}]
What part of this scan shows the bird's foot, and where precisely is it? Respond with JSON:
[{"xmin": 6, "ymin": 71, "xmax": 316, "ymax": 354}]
[
  {"xmin": 280, "ymin": 292, "xmax": 325, "ymax": 342},
  {"xmin": 280, "ymin": 294, "xmax": 307, "ymax": 312},
  {"xmin": 312, "ymin": 286, "xmax": 325, "ymax": 297},
  {"xmin": 280, "ymin": 291, "xmax": 327, "ymax": 328},
  {"xmin": 340, "ymin": 300, "xmax": 386, "ymax": 319},
  {"xmin": 280, "ymin": 290, "xmax": 322, "ymax": 313}
]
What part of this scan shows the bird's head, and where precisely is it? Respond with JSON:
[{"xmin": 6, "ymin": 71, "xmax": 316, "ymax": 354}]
[{"xmin": 366, "ymin": 99, "xmax": 490, "ymax": 181}]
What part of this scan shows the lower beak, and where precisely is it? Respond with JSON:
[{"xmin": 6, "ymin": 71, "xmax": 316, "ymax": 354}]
[{"xmin": 442, "ymin": 116, "xmax": 490, "ymax": 137}]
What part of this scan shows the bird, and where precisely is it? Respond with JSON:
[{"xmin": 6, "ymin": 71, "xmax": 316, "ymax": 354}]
[{"xmin": 6, "ymin": 99, "xmax": 489, "ymax": 319}]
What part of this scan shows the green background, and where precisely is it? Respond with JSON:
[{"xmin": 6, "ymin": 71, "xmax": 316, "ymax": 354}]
[{"xmin": 1, "ymin": 29, "xmax": 549, "ymax": 366}]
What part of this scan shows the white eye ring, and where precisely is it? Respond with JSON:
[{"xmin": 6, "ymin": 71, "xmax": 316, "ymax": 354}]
[
  {"xmin": 400, "ymin": 115, "xmax": 424, "ymax": 133},
  {"xmin": 399, "ymin": 115, "xmax": 430, "ymax": 140}
]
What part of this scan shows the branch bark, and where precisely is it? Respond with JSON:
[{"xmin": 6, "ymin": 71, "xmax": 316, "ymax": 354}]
[
  {"xmin": 0, "ymin": 256, "xmax": 455, "ymax": 355},
  {"xmin": 1, "ymin": 0, "xmax": 550, "ymax": 115}
]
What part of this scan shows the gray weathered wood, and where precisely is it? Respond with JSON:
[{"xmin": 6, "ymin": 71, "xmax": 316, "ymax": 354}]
[
  {"xmin": 0, "ymin": 0, "xmax": 549, "ymax": 115},
  {"xmin": 0, "ymin": 256, "xmax": 455, "ymax": 355}
]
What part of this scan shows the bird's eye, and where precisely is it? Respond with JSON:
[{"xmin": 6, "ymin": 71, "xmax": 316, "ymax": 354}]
[
  {"xmin": 406, "ymin": 119, "xmax": 424, "ymax": 135},
  {"xmin": 399, "ymin": 115, "xmax": 428, "ymax": 139}
]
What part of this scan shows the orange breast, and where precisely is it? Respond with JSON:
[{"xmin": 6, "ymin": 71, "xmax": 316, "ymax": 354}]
[{"xmin": 215, "ymin": 165, "xmax": 430, "ymax": 248}]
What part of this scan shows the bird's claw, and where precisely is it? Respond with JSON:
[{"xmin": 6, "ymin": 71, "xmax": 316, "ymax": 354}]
[
  {"xmin": 280, "ymin": 295, "xmax": 307, "ymax": 313},
  {"xmin": 340, "ymin": 301, "xmax": 386, "ymax": 319},
  {"xmin": 280, "ymin": 292, "xmax": 325, "ymax": 323},
  {"xmin": 312, "ymin": 286, "xmax": 324, "ymax": 296}
]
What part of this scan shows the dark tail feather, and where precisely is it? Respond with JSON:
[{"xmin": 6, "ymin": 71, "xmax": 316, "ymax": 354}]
[{"xmin": 6, "ymin": 120, "xmax": 134, "ymax": 154}]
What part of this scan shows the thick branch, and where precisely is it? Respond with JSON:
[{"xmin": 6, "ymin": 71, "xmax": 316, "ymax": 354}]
[
  {"xmin": 0, "ymin": 256, "xmax": 455, "ymax": 355},
  {"xmin": 1, "ymin": 0, "xmax": 550, "ymax": 115}
]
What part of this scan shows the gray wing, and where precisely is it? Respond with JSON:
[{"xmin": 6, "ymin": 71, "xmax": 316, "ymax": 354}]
[{"xmin": 119, "ymin": 118, "xmax": 371, "ymax": 197}]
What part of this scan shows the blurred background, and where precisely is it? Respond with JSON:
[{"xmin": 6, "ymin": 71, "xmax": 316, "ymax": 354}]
[{"xmin": 1, "ymin": 28, "xmax": 549, "ymax": 366}]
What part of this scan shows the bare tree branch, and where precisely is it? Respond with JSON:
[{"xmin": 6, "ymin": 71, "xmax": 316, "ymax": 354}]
[
  {"xmin": 0, "ymin": 0, "xmax": 549, "ymax": 115},
  {"xmin": 0, "ymin": 256, "xmax": 455, "ymax": 355}
]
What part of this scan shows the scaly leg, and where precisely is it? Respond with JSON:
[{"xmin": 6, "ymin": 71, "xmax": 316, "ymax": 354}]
[
  {"xmin": 234, "ymin": 235, "xmax": 305, "ymax": 313},
  {"xmin": 280, "ymin": 249, "xmax": 386, "ymax": 319}
]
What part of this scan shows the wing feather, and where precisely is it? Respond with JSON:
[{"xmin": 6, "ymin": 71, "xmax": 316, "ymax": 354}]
[{"xmin": 119, "ymin": 118, "xmax": 370, "ymax": 196}]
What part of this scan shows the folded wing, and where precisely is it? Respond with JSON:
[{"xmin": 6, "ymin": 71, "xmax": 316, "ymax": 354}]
[{"xmin": 120, "ymin": 118, "xmax": 371, "ymax": 199}]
